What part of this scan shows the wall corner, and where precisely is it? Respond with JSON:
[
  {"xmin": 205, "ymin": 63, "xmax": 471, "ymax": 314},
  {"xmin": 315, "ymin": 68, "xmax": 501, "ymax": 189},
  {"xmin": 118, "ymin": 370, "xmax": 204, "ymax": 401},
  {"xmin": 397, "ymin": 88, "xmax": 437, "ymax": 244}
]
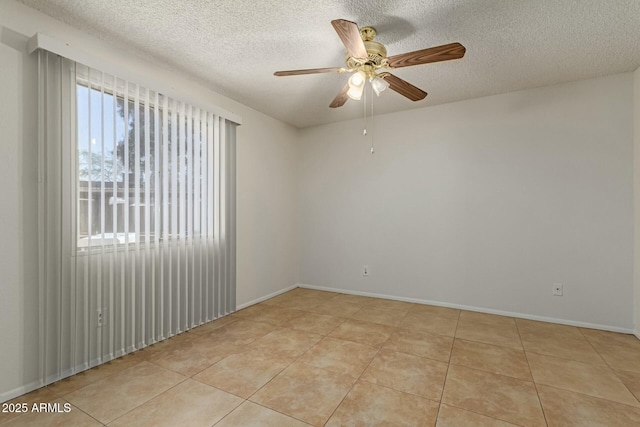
[{"xmin": 634, "ymin": 66, "xmax": 640, "ymax": 338}]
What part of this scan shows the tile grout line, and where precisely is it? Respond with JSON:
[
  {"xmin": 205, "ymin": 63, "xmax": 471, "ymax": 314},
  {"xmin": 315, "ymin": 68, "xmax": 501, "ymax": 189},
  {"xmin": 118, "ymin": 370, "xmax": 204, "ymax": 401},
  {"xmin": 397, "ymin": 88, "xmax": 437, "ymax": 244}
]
[
  {"xmin": 288, "ymin": 294, "xmax": 416, "ymax": 425},
  {"xmin": 320, "ymin": 314, "xmax": 401, "ymax": 426},
  {"xmin": 163, "ymin": 320, "xmax": 281, "ymax": 403},
  {"xmin": 262, "ymin": 297, "xmax": 360, "ymax": 425},
  {"xmin": 191, "ymin": 348, "xmax": 310, "ymax": 425},
  {"xmin": 192, "ymin": 383, "xmax": 246, "ymax": 427},
  {"xmin": 447, "ymin": 360, "xmax": 547, "ymax": 384},
  {"xmin": 577, "ymin": 328, "xmax": 611, "ymax": 368},
  {"xmin": 65, "ymin": 399, "xmax": 107, "ymax": 427},
  {"xmin": 576, "ymin": 329, "xmax": 640, "ymax": 407},
  {"xmin": 435, "ymin": 315, "xmax": 548, "ymax": 426},
  {"xmin": 319, "ymin": 348, "xmax": 380, "ymax": 424},
  {"xmin": 274, "ymin": 297, "xmax": 440, "ymax": 424},
  {"xmin": 532, "ymin": 382, "xmax": 640, "ymax": 410},
  {"xmin": 514, "ymin": 319, "xmax": 550, "ymax": 427},
  {"xmin": 228, "ymin": 309, "xmax": 345, "ymax": 425},
  {"xmin": 47, "ymin": 355, "xmax": 144, "ymax": 399},
  {"xmin": 438, "ymin": 402, "xmax": 529, "ymax": 427},
  {"xmin": 200, "ymin": 322, "xmax": 312, "ymax": 426},
  {"xmin": 434, "ymin": 323, "xmax": 640, "ymax": 415},
  {"xmin": 103, "ymin": 375, "xmax": 191, "ymax": 425},
  {"xmin": 184, "ymin": 321, "xmax": 286, "ymax": 380},
  {"xmin": 434, "ymin": 309, "xmax": 462, "ymax": 425},
  {"xmin": 239, "ymin": 401, "xmax": 312, "ymax": 426},
  {"xmin": 58, "ymin": 360, "xmax": 189, "ymax": 425},
  {"xmin": 449, "ymin": 337, "xmax": 565, "ymax": 382}
]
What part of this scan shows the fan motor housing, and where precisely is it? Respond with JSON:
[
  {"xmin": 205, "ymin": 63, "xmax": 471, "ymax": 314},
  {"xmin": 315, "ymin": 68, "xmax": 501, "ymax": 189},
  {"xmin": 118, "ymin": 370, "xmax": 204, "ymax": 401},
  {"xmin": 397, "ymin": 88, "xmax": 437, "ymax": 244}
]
[{"xmin": 345, "ymin": 27, "xmax": 388, "ymax": 69}]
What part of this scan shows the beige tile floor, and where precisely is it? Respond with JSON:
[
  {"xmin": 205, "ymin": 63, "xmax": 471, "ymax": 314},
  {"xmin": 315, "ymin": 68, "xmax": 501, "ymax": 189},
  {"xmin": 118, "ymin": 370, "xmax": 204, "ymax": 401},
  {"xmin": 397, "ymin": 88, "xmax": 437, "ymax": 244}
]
[{"xmin": 2, "ymin": 288, "xmax": 640, "ymax": 426}]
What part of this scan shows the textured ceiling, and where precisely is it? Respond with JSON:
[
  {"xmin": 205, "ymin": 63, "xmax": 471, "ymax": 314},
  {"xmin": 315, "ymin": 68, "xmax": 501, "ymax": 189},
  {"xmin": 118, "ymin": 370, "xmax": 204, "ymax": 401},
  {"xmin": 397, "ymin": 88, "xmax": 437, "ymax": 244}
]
[{"xmin": 17, "ymin": 0, "xmax": 640, "ymax": 128}]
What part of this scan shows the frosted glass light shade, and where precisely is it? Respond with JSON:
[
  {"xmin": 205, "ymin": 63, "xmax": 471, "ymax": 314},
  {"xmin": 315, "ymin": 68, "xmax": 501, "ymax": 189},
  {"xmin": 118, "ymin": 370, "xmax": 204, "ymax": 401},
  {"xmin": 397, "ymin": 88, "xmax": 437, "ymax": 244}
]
[
  {"xmin": 347, "ymin": 84, "xmax": 364, "ymax": 100},
  {"xmin": 347, "ymin": 71, "xmax": 366, "ymax": 100},
  {"xmin": 371, "ymin": 76, "xmax": 389, "ymax": 96}
]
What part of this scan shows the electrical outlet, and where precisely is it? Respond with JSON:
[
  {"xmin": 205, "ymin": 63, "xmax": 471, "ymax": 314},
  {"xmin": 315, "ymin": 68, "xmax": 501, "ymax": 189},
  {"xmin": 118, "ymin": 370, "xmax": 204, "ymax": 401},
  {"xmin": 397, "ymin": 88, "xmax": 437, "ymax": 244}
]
[
  {"xmin": 553, "ymin": 283, "xmax": 563, "ymax": 296},
  {"xmin": 97, "ymin": 308, "xmax": 108, "ymax": 327},
  {"xmin": 362, "ymin": 265, "xmax": 369, "ymax": 276}
]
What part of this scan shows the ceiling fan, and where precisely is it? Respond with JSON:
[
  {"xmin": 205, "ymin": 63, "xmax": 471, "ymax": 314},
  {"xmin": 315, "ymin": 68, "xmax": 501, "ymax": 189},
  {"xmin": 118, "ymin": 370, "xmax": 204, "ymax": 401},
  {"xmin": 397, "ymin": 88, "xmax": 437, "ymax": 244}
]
[{"xmin": 274, "ymin": 19, "xmax": 466, "ymax": 108}]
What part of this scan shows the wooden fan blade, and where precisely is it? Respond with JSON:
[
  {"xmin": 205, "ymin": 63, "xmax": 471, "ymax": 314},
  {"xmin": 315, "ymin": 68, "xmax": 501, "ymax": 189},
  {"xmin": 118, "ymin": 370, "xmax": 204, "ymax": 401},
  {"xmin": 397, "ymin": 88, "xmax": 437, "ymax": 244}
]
[
  {"xmin": 331, "ymin": 19, "xmax": 368, "ymax": 59},
  {"xmin": 329, "ymin": 83, "xmax": 350, "ymax": 108},
  {"xmin": 274, "ymin": 67, "xmax": 341, "ymax": 76},
  {"xmin": 383, "ymin": 74, "xmax": 427, "ymax": 101},
  {"xmin": 387, "ymin": 42, "xmax": 466, "ymax": 68}
]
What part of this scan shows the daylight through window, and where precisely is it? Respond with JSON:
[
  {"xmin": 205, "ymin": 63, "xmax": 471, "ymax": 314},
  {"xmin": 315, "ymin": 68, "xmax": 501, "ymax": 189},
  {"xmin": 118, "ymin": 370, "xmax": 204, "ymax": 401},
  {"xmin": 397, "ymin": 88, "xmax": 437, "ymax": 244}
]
[{"xmin": 76, "ymin": 71, "xmax": 219, "ymax": 250}]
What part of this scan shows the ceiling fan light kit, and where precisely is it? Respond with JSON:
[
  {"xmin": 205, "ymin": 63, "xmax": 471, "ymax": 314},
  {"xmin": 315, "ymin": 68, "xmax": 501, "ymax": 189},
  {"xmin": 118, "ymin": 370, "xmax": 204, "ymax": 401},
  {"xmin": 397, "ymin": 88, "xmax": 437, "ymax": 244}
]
[
  {"xmin": 274, "ymin": 19, "xmax": 466, "ymax": 108},
  {"xmin": 347, "ymin": 70, "xmax": 366, "ymax": 100},
  {"xmin": 371, "ymin": 76, "xmax": 389, "ymax": 96}
]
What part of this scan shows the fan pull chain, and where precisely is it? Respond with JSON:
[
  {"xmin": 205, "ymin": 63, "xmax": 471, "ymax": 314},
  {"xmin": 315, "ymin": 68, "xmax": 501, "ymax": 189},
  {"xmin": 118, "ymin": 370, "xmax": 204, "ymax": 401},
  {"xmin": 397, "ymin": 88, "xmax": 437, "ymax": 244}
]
[
  {"xmin": 363, "ymin": 83, "xmax": 367, "ymax": 137},
  {"xmin": 361, "ymin": 84, "xmax": 374, "ymax": 154},
  {"xmin": 370, "ymin": 85, "xmax": 374, "ymax": 154}
]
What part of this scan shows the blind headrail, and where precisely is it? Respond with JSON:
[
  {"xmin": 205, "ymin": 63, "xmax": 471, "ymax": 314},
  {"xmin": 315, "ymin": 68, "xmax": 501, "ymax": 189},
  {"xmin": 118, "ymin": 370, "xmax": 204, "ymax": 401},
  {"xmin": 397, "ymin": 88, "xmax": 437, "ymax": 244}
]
[{"xmin": 27, "ymin": 32, "xmax": 242, "ymax": 125}]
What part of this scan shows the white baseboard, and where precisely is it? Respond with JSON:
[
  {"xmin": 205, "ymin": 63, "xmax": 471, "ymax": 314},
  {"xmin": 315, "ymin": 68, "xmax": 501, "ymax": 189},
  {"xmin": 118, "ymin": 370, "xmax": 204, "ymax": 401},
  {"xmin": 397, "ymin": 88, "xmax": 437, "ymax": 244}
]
[
  {"xmin": 236, "ymin": 284, "xmax": 299, "ymax": 310},
  {"xmin": 0, "ymin": 351, "xmax": 134, "ymax": 403},
  {"xmin": 0, "ymin": 380, "xmax": 43, "ymax": 404},
  {"xmin": 1, "ymin": 315, "xmax": 235, "ymax": 403},
  {"xmin": 297, "ymin": 283, "xmax": 636, "ymax": 335}
]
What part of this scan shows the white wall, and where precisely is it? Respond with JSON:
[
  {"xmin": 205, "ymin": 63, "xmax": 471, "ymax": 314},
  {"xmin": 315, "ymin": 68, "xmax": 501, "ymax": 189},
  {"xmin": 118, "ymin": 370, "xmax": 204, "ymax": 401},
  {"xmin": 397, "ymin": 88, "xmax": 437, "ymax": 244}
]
[
  {"xmin": 634, "ymin": 67, "xmax": 640, "ymax": 338},
  {"xmin": 298, "ymin": 73, "xmax": 635, "ymax": 331},
  {"xmin": 0, "ymin": 13, "xmax": 40, "ymax": 403},
  {"xmin": 0, "ymin": 0, "xmax": 299, "ymax": 401},
  {"xmin": 236, "ymin": 111, "xmax": 299, "ymax": 305}
]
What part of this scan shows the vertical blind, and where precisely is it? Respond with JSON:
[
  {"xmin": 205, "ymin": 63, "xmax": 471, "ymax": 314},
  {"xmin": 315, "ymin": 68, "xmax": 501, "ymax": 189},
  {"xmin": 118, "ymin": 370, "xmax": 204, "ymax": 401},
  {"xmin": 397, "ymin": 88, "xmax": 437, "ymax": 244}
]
[{"xmin": 37, "ymin": 50, "xmax": 237, "ymax": 385}]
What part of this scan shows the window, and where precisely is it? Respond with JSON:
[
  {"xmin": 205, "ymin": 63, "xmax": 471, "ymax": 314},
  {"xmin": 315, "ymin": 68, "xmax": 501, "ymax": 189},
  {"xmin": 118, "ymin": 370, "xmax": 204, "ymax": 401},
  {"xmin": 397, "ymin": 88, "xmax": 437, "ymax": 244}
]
[
  {"xmin": 35, "ymin": 45, "xmax": 238, "ymax": 385},
  {"xmin": 75, "ymin": 75, "xmax": 215, "ymax": 249}
]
